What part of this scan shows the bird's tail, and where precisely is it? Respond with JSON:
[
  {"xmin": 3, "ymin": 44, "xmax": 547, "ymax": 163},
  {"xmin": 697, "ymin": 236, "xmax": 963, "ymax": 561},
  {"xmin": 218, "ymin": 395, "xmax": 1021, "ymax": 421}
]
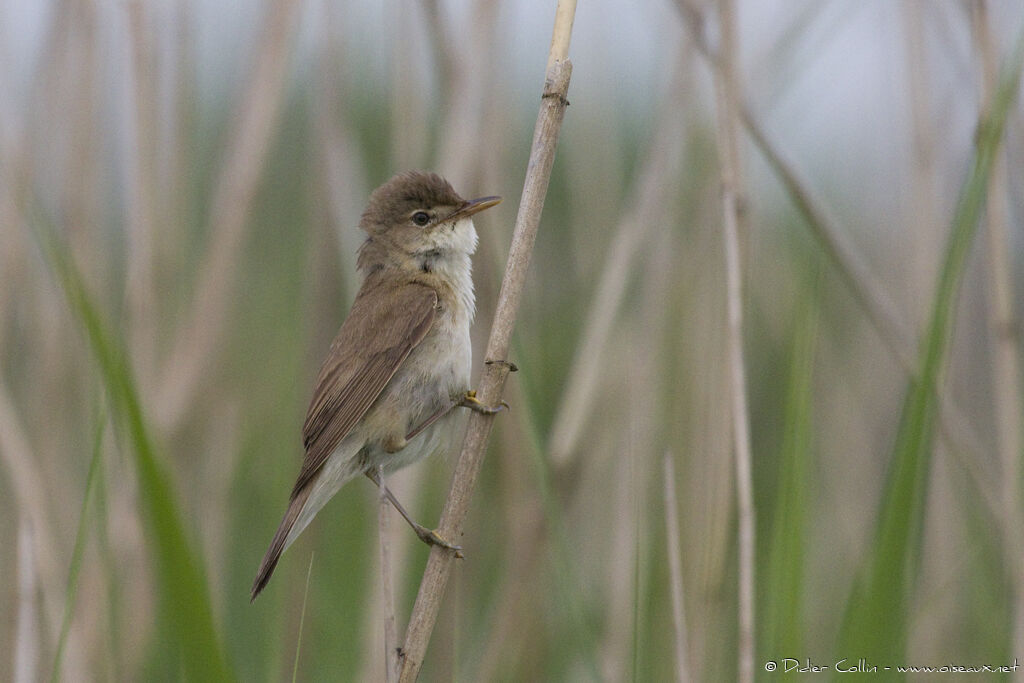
[
  {"xmin": 251, "ymin": 453, "xmax": 365, "ymax": 600},
  {"xmin": 250, "ymin": 484, "xmax": 313, "ymax": 601}
]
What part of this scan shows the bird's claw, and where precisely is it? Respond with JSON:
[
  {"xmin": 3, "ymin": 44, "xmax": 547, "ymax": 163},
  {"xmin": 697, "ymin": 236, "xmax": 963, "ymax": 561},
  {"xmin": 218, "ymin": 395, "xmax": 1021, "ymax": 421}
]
[
  {"xmin": 413, "ymin": 524, "xmax": 464, "ymax": 559},
  {"xmin": 459, "ymin": 390, "xmax": 509, "ymax": 415}
]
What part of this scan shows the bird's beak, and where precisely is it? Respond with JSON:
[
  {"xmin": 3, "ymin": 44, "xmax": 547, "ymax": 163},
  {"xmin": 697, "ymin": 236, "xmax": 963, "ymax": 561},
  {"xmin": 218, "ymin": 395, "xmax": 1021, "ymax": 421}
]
[{"xmin": 446, "ymin": 196, "xmax": 502, "ymax": 222}]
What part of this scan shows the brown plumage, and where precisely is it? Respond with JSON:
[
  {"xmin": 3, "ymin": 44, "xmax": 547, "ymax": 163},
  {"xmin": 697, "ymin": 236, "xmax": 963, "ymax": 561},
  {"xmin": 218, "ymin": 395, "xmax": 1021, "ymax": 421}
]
[
  {"xmin": 295, "ymin": 280, "xmax": 438, "ymax": 496},
  {"xmin": 251, "ymin": 172, "xmax": 500, "ymax": 600}
]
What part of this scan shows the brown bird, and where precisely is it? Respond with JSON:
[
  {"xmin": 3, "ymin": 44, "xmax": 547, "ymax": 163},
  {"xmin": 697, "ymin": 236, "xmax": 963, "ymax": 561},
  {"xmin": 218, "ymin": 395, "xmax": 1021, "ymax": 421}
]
[{"xmin": 251, "ymin": 171, "xmax": 502, "ymax": 600}]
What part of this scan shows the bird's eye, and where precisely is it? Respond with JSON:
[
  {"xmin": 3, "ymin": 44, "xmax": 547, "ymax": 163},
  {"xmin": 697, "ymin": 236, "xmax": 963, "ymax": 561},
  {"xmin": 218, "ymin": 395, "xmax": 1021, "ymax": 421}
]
[{"xmin": 412, "ymin": 211, "xmax": 430, "ymax": 226}]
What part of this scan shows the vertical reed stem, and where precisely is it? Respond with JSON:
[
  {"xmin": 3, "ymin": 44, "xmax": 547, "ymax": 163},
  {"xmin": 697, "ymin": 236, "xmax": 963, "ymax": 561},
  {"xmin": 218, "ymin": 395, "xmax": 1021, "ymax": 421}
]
[
  {"xmin": 710, "ymin": 1, "xmax": 755, "ymax": 680},
  {"xmin": 397, "ymin": 3, "xmax": 577, "ymax": 678}
]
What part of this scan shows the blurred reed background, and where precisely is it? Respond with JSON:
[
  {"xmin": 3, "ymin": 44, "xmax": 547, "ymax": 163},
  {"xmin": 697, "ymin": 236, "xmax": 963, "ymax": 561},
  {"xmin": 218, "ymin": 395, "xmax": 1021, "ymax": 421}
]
[{"xmin": 2, "ymin": 0, "xmax": 1024, "ymax": 680}]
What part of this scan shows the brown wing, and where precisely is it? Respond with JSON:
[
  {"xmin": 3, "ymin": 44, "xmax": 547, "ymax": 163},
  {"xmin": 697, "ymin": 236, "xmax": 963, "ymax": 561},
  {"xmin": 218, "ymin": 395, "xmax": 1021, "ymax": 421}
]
[{"xmin": 291, "ymin": 279, "xmax": 437, "ymax": 497}]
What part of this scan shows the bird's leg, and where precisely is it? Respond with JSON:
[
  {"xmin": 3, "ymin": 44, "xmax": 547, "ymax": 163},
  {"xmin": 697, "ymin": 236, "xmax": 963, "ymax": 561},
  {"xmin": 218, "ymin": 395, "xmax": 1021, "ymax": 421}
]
[
  {"xmin": 404, "ymin": 402, "xmax": 456, "ymax": 441},
  {"xmin": 405, "ymin": 390, "xmax": 509, "ymax": 425},
  {"xmin": 365, "ymin": 470, "xmax": 463, "ymax": 558},
  {"xmin": 458, "ymin": 390, "xmax": 509, "ymax": 415},
  {"xmin": 461, "ymin": 359, "xmax": 517, "ymax": 414}
]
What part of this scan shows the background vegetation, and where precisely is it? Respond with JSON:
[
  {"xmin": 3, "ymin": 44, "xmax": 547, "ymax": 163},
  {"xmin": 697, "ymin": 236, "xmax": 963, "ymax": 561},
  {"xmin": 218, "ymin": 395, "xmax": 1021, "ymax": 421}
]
[{"xmin": 2, "ymin": 0, "xmax": 1024, "ymax": 680}]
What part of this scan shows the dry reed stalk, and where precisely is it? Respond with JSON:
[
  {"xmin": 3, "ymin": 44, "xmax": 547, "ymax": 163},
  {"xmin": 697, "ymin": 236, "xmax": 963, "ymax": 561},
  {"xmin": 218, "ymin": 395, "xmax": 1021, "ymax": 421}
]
[
  {"xmin": 900, "ymin": 0, "xmax": 942, "ymax": 329},
  {"xmin": 163, "ymin": 0, "xmax": 195, "ymax": 302},
  {"xmin": 0, "ymin": 381, "xmax": 66, "ymax": 665},
  {"xmin": 123, "ymin": 0, "xmax": 160, "ymax": 391},
  {"xmin": 315, "ymin": 116, "xmax": 367, "ymax": 296},
  {"xmin": 422, "ymin": 0, "xmax": 458, "ymax": 104},
  {"xmin": 663, "ymin": 455, "xmax": 691, "ymax": 683},
  {"xmin": 389, "ymin": 0, "xmax": 430, "ymax": 170},
  {"xmin": 397, "ymin": 3, "xmax": 576, "ymax": 677},
  {"xmin": 309, "ymin": 12, "xmax": 409, "ymax": 679},
  {"xmin": 155, "ymin": 0, "xmax": 303, "ymax": 429},
  {"xmin": 0, "ymin": 194, "xmax": 22, "ymax": 324},
  {"xmin": 546, "ymin": 47, "xmax": 690, "ymax": 469},
  {"xmin": 196, "ymin": 400, "xmax": 240, "ymax": 595},
  {"xmin": 369, "ymin": 2, "xmax": 502, "ymax": 672},
  {"xmin": 680, "ymin": 233, "xmax": 732, "ymax": 683},
  {"xmin": 674, "ymin": 0, "xmax": 998, "ymax": 519},
  {"xmin": 600, "ymin": 434, "xmax": 641, "ymax": 680},
  {"xmin": 311, "ymin": 0, "xmax": 367, "ymax": 300},
  {"xmin": 600, "ymin": 218, "xmax": 676, "ymax": 678},
  {"xmin": 471, "ymin": 517, "xmax": 545, "ymax": 679},
  {"xmin": 354, "ymin": 458, "xmax": 423, "ymax": 674},
  {"xmin": 14, "ymin": 519, "xmax": 38, "ymax": 683},
  {"xmin": 27, "ymin": 5, "xmax": 193, "ymax": 670},
  {"xmin": 434, "ymin": 0, "xmax": 500, "ymax": 187},
  {"xmin": 476, "ymin": 57, "xmax": 519, "ymax": 319},
  {"xmin": 64, "ymin": 2, "xmax": 103, "ymax": 277},
  {"xmin": 709, "ymin": 1, "xmax": 755, "ymax": 680},
  {"xmin": 0, "ymin": 133, "xmax": 29, "ymax": 352},
  {"xmin": 972, "ymin": 0, "xmax": 1024, "ymax": 664},
  {"xmin": 740, "ymin": 109, "xmax": 1002, "ymax": 515},
  {"xmin": 0, "ymin": 7, "xmax": 92, "ymax": 676},
  {"xmin": 467, "ymin": 368, "xmax": 548, "ymax": 681},
  {"xmin": 378, "ymin": 468, "xmax": 399, "ymax": 683},
  {"xmin": 1, "ymin": 336, "xmax": 85, "ymax": 676},
  {"xmin": 895, "ymin": 11, "xmax": 964, "ymax": 632}
]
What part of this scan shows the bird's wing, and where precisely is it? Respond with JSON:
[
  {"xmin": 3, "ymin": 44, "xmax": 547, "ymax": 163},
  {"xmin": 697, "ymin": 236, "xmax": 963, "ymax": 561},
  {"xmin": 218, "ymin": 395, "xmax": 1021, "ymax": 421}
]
[{"xmin": 291, "ymin": 280, "xmax": 437, "ymax": 497}]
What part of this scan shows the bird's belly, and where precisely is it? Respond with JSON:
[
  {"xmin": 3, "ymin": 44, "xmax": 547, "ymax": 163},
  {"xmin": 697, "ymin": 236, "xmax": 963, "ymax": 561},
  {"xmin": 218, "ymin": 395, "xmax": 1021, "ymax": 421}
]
[
  {"xmin": 364, "ymin": 410, "xmax": 460, "ymax": 473},
  {"xmin": 361, "ymin": 315, "xmax": 471, "ymax": 470}
]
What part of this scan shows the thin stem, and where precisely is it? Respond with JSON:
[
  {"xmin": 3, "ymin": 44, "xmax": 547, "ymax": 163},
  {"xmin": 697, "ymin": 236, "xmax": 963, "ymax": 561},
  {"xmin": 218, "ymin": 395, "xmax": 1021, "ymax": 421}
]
[
  {"xmin": 973, "ymin": 0, "xmax": 1024, "ymax": 665},
  {"xmin": 673, "ymin": 0, "xmax": 998, "ymax": 518},
  {"xmin": 291, "ymin": 552, "xmax": 315, "ymax": 683},
  {"xmin": 546, "ymin": 47, "xmax": 690, "ymax": 469},
  {"xmin": 434, "ymin": 0, "xmax": 501, "ymax": 186},
  {"xmin": 155, "ymin": 0, "xmax": 303, "ymax": 429},
  {"xmin": 15, "ymin": 520, "xmax": 38, "ymax": 683},
  {"xmin": 663, "ymin": 455, "xmax": 691, "ymax": 683},
  {"xmin": 378, "ymin": 467, "xmax": 399, "ymax": 683},
  {"xmin": 710, "ymin": 0, "xmax": 755, "ymax": 679},
  {"xmin": 900, "ymin": 0, "xmax": 941, "ymax": 328},
  {"xmin": 49, "ymin": 415, "xmax": 105, "ymax": 683},
  {"xmin": 547, "ymin": 0, "xmax": 576, "ymax": 68},
  {"xmin": 0, "ymin": 381, "xmax": 65, "ymax": 658},
  {"xmin": 123, "ymin": 1, "xmax": 159, "ymax": 391},
  {"xmin": 397, "ymin": 3, "xmax": 577, "ymax": 678}
]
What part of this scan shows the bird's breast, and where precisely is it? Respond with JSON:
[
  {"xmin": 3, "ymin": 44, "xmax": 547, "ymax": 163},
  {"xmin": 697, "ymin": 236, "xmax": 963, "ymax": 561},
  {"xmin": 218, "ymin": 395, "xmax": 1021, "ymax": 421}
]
[
  {"xmin": 366, "ymin": 301, "xmax": 472, "ymax": 437},
  {"xmin": 413, "ymin": 306, "xmax": 473, "ymax": 397}
]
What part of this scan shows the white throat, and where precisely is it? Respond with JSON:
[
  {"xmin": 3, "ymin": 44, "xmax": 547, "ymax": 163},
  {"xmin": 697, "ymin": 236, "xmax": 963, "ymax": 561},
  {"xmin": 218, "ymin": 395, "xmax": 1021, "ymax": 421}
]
[{"xmin": 417, "ymin": 217, "xmax": 477, "ymax": 320}]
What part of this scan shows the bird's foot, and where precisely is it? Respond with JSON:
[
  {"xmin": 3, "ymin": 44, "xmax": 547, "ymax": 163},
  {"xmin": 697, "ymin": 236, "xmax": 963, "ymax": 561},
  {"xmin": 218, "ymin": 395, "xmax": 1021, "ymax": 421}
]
[
  {"xmin": 458, "ymin": 390, "xmax": 509, "ymax": 415},
  {"xmin": 411, "ymin": 522, "xmax": 464, "ymax": 559}
]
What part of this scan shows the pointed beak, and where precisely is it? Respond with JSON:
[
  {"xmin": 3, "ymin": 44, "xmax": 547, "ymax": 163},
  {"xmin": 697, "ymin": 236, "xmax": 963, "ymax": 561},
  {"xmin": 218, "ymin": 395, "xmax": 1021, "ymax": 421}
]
[{"xmin": 445, "ymin": 196, "xmax": 502, "ymax": 222}]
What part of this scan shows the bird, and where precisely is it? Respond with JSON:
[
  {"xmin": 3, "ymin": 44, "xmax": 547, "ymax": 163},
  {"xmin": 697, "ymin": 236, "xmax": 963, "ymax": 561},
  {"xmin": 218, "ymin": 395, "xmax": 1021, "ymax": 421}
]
[{"xmin": 251, "ymin": 171, "xmax": 502, "ymax": 600}]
